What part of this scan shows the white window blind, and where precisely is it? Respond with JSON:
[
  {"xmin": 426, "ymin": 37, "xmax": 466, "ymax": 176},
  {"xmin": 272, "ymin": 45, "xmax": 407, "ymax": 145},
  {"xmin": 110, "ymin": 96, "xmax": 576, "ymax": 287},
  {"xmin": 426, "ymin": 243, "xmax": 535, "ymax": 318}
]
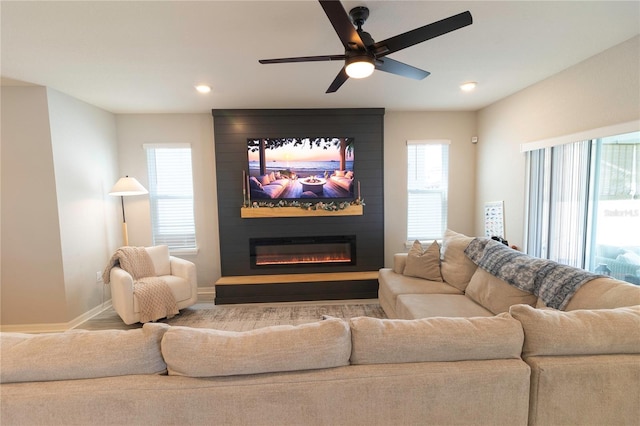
[
  {"xmin": 526, "ymin": 140, "xmax": 591, "ymax": 267},
  {"xmin": 145, "ymin": 144, "xmax": 196, "ymax": 251},
  {"xmin": 406, "ymin": 140, "xmax": 450, "ymax": 242}
]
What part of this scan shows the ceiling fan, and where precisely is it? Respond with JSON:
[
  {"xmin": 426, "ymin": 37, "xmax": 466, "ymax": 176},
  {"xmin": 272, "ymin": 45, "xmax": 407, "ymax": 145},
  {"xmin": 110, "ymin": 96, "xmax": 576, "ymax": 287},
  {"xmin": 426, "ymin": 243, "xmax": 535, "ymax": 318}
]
[{"xmin": 259, "ymin": 0, "xmax": 473, "ymax": 93}]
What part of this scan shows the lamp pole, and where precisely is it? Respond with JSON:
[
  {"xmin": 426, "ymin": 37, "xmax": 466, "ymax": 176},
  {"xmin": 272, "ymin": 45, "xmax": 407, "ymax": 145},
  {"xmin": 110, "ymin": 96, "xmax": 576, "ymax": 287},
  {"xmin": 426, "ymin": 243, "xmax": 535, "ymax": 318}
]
[{"xmin": 109, "ymin": 176, "xmax": 148, "ymax": 247}]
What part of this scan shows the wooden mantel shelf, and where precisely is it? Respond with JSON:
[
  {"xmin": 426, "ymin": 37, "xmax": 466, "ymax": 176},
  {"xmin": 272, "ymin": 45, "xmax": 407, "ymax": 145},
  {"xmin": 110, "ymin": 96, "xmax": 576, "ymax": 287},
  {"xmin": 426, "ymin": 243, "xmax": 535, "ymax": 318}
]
[{"xmin": 241, "ymin": 204, "xmax": 363, "ymax": 218}]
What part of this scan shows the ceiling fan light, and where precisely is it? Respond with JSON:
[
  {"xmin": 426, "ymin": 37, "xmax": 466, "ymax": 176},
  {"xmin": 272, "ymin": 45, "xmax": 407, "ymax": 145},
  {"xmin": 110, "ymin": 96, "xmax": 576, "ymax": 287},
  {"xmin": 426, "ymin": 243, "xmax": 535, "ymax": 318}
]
[
  {"xmin": 345, "ymin": 56, "xmax": 375, "ymax": 79},
  {"xmin": 460, "ymin": 81, "xmax": 477, "ymax": 92}
]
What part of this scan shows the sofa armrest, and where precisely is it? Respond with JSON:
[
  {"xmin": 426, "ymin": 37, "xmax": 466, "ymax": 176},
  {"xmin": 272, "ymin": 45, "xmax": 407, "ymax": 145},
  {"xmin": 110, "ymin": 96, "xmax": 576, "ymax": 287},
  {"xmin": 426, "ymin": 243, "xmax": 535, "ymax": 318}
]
[
  {"xmin": 109, "ymin": 267, "xmax": 137, "ymax": 324},
  {"xmin": 170, "ymin": 256, "xmax": 197, "ymax": 290},
  {"xmin": 392, "ymin": 253, "xmax": 408, "ymax": 274}
]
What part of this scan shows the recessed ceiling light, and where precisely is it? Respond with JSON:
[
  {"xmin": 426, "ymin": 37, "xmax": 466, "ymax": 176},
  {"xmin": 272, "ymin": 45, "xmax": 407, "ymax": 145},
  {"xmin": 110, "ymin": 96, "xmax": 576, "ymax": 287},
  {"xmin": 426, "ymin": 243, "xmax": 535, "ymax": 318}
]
[
  {"xmin": 195, "ymin": 84, "xmax": 211, "ymax": 94},
  {"xmin": 460, "ymin": 81, "xmax": 477, "ymax": 92}
]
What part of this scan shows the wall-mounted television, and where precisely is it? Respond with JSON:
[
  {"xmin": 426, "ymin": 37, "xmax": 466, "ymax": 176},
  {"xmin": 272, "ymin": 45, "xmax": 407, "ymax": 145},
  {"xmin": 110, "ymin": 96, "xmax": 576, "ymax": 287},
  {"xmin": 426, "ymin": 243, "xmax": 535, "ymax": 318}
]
[{"xmin": 247, "ymin": 137, "xmax": 355, "ymax": 201}]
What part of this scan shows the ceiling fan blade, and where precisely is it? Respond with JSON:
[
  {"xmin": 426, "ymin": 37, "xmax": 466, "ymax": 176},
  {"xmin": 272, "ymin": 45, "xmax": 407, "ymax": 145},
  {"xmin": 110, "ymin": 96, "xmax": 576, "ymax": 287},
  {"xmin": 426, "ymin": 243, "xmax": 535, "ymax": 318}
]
[
  {"xmin": 318, "ymin": 0, "xmax": 366, "ymax": 51},
  {"xmin": 259, "ymin": 54, "xmax": 345, "ymax": 64},
  {"xmin": 371, "ymin": 11, "xmax": 472, "ymax": 57},
  {"xmin": 375, "ymin": 57, "xmax": 430, "ymax": 80},
  {"xmin": 326, "ymin": 67, "xmax": 349, "ymax": 93}
]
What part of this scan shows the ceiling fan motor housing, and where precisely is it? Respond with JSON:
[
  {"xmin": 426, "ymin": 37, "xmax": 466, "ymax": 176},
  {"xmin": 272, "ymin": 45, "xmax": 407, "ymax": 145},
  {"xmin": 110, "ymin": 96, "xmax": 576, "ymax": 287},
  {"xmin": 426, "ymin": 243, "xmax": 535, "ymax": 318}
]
[{"xmin": 349, "ymin": 6, "xmax": 369, "ymax": 28}]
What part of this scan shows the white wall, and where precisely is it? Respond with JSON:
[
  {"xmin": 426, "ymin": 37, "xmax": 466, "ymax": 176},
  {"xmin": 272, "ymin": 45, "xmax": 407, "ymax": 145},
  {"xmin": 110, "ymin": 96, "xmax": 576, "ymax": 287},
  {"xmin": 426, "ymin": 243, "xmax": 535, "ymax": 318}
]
[
  {"xmin": 47, "ymin": 88, "xmax": 120, "ymax": 321},
  {"xmin": 115, "ymin": 114, "xmax": 219, "ymax": 289},
  {"xmin": 383, "ymin": 111, "xmax": 477, "ymax": 266},
  {"xmin": 476, "ymin": 36, "xmax": 640, "ymax": 249}
]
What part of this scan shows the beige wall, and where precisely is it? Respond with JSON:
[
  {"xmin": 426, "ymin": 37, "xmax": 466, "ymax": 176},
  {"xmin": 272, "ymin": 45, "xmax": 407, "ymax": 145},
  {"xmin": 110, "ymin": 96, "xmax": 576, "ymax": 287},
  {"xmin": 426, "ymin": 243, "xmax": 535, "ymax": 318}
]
[
  {"xmin": 383, "ymin": 111, "xmax": 477, "ymax": 266},
  {"xmin": 47, "ymin": 88, "xmax": 121, "ymax": 322},
  {"xmin": 1, "ymin": 87, "xmax": 120, "ymax": 328},
  {"xmin": 476, "ymin": 35, "xmax": 640, "ymax": 249},
  {"xmin": 114, "ymin": 114, "xmax": 220, "ymax": 290},
  {"xmin": 1, "ymin": 87, "xmax": 67, "ymax": 325}
]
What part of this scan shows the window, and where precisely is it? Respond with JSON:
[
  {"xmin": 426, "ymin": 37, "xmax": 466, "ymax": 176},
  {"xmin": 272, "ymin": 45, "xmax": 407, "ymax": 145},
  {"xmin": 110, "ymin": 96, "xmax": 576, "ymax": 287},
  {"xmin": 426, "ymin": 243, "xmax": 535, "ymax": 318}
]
[
  {"xmin": 145, "ymin": 144, "xmax": 196, "ymax": 252},
  {"xmin": 525, "ymin": 131, "xmax": 640, "ymax": 284},
  {"xmin": 406, "ymin": 140, "xmax": 450, "ymax": 243}
]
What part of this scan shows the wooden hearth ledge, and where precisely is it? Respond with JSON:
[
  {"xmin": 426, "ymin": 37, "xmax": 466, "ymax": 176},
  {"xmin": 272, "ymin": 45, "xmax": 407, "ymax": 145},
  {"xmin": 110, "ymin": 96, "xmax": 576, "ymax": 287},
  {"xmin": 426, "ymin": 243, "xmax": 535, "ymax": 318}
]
[
  {"xmin": 241, "ymin": 204, "xmax": 363, "ymax": 218},
  {"xmin": 216, "ymin": 271, "xmax": 378, "ymax": 286}
]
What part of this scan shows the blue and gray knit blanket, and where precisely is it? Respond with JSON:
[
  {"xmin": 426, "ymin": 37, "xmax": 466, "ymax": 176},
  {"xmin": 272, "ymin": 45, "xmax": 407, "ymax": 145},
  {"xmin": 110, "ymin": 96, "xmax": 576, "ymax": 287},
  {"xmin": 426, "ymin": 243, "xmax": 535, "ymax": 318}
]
[{"xmin": 464, "ymin": 238, "xmax": 602, "ymax": 310}]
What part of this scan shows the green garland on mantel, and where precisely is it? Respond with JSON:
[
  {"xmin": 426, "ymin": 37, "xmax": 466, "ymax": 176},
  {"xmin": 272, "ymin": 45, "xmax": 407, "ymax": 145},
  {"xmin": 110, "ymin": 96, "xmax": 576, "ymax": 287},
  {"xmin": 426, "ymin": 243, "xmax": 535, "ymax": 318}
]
[{"xmin": 244, "ymin": 198, "xmax": 364, "ymax": 211}]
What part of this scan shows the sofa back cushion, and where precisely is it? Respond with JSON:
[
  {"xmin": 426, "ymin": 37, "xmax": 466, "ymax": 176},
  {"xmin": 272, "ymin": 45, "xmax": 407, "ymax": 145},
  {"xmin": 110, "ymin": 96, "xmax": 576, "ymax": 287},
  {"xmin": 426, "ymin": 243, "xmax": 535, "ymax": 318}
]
[
  {"xmin": 509, "ymin": 304, "xmax": 640, "ymax": 357},
  {"xmin": 349, "ymin": 314, "xmax": 524, "ymax": 364},
  {"xmin": 162, "ymin": 318, "xmax": 351, "ymax": 377},
  {"xmin": 146, "ymin": 245, "xmax": 171, "ymax": 276},
  {"xmin": 0, "ymin": 323, "xmax": 168, "ymax": 383},
  {"xmin": 440, "ymin": 229, "xmax": 477, "ymax": 291},
  {"xmin": 561, "ymin": 277, "xmax": 640, "ymax": 310},
  {"xmin": 465, "ymin": 267, "xmax": 538, "ymax": 314}
]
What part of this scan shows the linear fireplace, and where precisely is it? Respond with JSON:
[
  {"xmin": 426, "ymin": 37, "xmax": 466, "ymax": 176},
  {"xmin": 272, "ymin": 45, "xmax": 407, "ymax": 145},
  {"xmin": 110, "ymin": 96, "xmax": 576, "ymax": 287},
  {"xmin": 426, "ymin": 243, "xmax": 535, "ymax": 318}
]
[{"xmin": 250, "ymin": 236, "xmax": 356, "ymax": 269}]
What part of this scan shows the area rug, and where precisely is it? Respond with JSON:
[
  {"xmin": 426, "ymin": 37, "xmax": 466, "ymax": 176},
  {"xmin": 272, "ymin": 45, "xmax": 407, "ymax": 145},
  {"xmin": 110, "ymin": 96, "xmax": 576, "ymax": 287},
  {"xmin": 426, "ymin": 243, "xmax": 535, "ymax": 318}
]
[{"xmin": 81, "ymin": 302, "xmax": 387, "ymax": 331}]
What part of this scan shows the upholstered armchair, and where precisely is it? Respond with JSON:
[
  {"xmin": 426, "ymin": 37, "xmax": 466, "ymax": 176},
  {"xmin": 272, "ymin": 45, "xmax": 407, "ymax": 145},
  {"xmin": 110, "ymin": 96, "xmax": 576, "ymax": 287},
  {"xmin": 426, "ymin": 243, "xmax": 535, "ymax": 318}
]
[{"xmin": 109, "ymin": 245, "xmax": 198, "ymax": 325}]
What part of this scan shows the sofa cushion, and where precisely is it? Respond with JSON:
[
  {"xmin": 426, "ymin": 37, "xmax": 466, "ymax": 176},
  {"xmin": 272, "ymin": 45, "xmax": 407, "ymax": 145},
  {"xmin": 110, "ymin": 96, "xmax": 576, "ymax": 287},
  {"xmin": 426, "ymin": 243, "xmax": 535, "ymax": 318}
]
[
  {"xmin": 440, "ymin": 229, "xmax": 477, "ymax": 291},
  {"xmin": 561, "ymin": 277, "xmax": 640, "ymax": 310},
  {"xmin": 146, "ymin": 245, "xmax": 171, "ymax": 276},
  {"xmin": 378, "ymin": 269, "xmax": 462, "ymax": 315},
  {"xmin": 509, "ymin": 304, "xmax": 640, "ymax": 357},
  {"xmin": 403, "ymin": 240, "xmax": 443, "ymax": 281},
  {"xmin": 349, "ymin": 314, "xmax": 524, "ymax": 364},
  {"xmin": 162, "ymin": 318, "xmax": 351, "ymax": 377},
  {"xmin": 259, "ymin": 174, "xmax": 271, "ymax": 185},
  {"xmin": 396, "ymin": 293, "xmax": 493, "ymax": 319},
  {"xmin": 465, "ymin": 268, "xmax": 537, "ymax": 314},
  {"xmin": 0, "ymin": 323, "xmax": 168, "ymax": 384}
]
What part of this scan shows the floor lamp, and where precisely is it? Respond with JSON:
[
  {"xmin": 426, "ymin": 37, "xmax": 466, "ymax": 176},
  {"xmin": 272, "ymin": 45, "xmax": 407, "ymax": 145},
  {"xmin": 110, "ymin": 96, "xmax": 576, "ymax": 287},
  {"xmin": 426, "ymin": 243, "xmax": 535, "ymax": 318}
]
[{"xmin": 109, "ymin": 176, "xmax": 148, "ymax": 246}]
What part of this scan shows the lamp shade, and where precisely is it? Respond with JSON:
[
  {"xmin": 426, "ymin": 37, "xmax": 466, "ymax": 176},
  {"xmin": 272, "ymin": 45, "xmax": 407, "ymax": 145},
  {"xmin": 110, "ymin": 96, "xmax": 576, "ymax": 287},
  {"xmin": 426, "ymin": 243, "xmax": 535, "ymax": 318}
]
[{"xmin": 109, "ymin": 176, "xmax": 148, "ymax": 196}]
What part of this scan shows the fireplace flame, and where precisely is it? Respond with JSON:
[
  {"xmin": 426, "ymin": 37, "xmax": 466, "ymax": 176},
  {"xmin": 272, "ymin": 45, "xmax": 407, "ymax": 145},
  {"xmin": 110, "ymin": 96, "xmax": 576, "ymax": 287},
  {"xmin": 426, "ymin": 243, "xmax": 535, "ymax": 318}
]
[{"xmin": 256, "ymin": 253, "xmax": 352, "ymax": 266}]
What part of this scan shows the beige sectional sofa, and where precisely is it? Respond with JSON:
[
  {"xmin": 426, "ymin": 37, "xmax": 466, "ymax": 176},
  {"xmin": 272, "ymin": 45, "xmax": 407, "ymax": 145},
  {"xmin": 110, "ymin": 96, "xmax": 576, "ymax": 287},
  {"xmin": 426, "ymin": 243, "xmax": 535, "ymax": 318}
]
[
  {"xmin": 379, "ymin": 229, "xmax": 640, "ymax": 425},
  {"xmin": 2, "ymin": 230, "xmax": 638, "ymax": 426},
  {"xmin": 1, "ymin": 316, "xmax": 531, "ymax": 425}
]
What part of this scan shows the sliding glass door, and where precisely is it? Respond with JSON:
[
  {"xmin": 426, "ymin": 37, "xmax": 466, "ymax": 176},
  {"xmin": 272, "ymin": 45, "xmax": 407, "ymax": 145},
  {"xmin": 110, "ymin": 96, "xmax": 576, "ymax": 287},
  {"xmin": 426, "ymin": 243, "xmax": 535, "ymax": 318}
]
[
  {"xmin": 526, "ymin": 131, "xmax": 640, "ymax": 284},
  {"xmin": 588, "ymin": 132, "xmax": 640, "ymax": 283}
]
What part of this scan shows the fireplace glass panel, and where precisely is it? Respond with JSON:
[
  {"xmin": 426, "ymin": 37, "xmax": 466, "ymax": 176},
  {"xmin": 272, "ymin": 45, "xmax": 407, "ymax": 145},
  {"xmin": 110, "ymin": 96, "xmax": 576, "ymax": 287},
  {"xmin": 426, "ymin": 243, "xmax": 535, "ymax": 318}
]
[{"xmin": 250, "ymin": 236, "xmax": 356, "ymax": 269}]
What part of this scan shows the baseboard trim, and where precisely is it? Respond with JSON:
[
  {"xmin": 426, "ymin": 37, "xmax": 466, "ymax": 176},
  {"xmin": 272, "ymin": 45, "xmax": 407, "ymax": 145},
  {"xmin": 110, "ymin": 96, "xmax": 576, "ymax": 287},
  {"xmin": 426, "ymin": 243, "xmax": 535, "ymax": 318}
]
[
  {"xmin": 1, "ymin": 301, "xmax": 113, "ymax": 334},
  {"xmin": 2, "ymin": 287, "xmax": 216, "ymax": 333}
]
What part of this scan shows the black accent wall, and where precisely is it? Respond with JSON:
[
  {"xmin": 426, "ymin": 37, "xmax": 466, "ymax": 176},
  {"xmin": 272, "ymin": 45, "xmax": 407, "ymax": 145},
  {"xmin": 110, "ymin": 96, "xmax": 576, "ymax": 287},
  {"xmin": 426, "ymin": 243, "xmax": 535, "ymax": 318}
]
[{"xmin": 212, "ymin": 108, "xmax": 385, "ymax": 279}]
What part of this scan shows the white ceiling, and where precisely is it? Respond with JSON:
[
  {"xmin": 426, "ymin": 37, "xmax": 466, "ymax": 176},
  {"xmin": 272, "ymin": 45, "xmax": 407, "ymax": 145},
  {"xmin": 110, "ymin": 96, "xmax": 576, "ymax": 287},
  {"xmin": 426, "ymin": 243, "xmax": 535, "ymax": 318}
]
[{"xmin": 1, "ymin": 1, "xmax": 638, "ymax": 114}]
